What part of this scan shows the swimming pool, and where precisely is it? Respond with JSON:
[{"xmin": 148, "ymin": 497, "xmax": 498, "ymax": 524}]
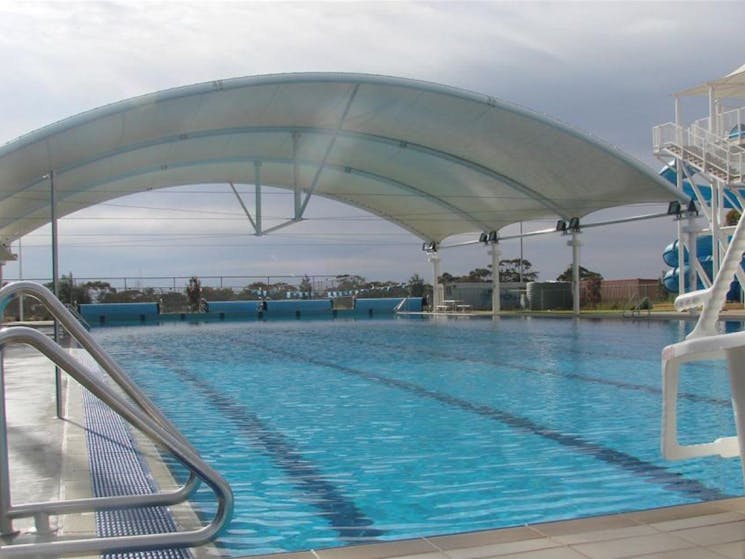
[{"xmin": 93, "ymin": 317, "xmax": 743, "ymax": 556}]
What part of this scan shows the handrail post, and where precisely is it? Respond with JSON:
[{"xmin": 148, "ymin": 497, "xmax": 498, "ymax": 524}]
[{"xmin": 0, "ymin": 349, "xmax": 15, "ymax": 537}]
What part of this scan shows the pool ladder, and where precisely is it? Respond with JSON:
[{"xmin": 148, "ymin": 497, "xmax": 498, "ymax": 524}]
[
  {"xmin": 662, "ymin": 211, "xmax": 745, "ymax": 485},
  {"xmin": 0, "ymin": 281, "xmax": 233, "ymax": 558}
]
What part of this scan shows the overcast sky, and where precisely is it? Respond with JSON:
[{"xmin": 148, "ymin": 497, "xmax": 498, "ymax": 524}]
[{"xmin": 2, "ymin": 1, "xmax": 744, "ymax": 288}]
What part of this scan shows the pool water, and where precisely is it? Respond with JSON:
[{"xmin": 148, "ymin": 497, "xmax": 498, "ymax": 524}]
[{"xmin": 93, "ymin": 317, "xmax": 744, "ymax": 556}]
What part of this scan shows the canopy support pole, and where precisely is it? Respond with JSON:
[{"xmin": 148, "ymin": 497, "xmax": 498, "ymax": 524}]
[
  {"xmin": 299, "ymin": 84, "xmax": 360, "ymax": 217},
  {"xmin": 568, "ymin": 231, "xmax": 581, "ymax": 316},
  {"xmin": 490, "ymin": 243, "xmax": 501, "ymax": 315},
  {"xmin": 50, "ymin": 170, "xmax": 63, "ymax": 419},
  {"xmin": 254, "ymin": 161, "xmax": 262, "ymax": 236},
  {"xmin": 17, "ymin": 238, "xmax": 23, "ymax": 321},
  {"xmin": 428, "ymin": 251, "xmax": 442, "ymax": 311},
  {"xmin": 293, "ymin": 132, "xmax": 302, "ymax": 219}
]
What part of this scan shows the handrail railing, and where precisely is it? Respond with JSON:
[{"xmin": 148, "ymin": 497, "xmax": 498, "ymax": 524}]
[
  {"xmin": 0, "ymin": 282, "xmax": 233, "ymax": 557},
  {"xmin": 393, "ymin": 297, "xmax": 408, "ymax": 312},
  {"xmin": 653, "ymin": 121, "xmax": 745, "ymax": 181},
  {"xmin": 64, "ymin": 302, "xmax": 91, "ymax": 331},
  {"xmin": 622, "ymin": 294, "xmax": 650, "ymax": 319}
]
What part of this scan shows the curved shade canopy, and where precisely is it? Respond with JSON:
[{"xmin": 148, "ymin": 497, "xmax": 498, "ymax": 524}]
[{"xmin": 0, "ymin": 73, "xmax": 683, "ymax": 245}]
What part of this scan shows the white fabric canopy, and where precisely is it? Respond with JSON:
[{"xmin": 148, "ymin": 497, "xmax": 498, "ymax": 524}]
[
  {"xmin": 676, "ymin": 63, "xmax": 745, "ymax": 98},
  {"xmin": 0, "ymin": 73, "xmax": 683, "ymax": 245}
]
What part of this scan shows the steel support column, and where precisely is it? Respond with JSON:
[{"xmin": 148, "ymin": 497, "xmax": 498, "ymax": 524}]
[
  {"xmin": 254, "ymin": 161, "xmax": 262, "ymax": 235},
  {"xmin": 568, "ymin": 232, "xmax": 581, "ymax": 316},
  {"xmin": 50, "ymin": 170, "xmax": 63, "ymax": 419},
  {"xmin": 428, "ymin": 252, "xmax": 442, "ymax": 310},
  {"xmin": 292, "ymin": 132, "xmax": 301, "ymax": 219},
  {"xmin": 490, "ymin": 244, "xmax": 501, "ymax": 315},
  {"xmin": 0, "ymin": 352, "xmax": 14, "ymax": 536}
]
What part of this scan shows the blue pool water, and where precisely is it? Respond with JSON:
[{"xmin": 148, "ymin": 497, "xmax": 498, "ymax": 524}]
[{"xmin": 93, "ymin": 317, "xmax": 744, "ymax": 556}]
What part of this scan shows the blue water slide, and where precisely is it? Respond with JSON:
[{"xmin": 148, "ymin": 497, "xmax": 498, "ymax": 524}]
[
  {"xmin": 662, "ymin": 258, "xmax": 713, "ymax": 293},
  {"xmin": 660, "ymin": 164, "xmax": 743, "ymax": 297},
  {"xmin": 660, "ymin": 164, "xmax": 743, "ymax": 210},
  {"xmin": 662, "ymin": 236, "xmax": 713, "ymax": 268}
]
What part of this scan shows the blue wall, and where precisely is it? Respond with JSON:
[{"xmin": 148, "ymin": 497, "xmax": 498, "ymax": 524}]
[
  {"xmin": 82, "ymin": 297, "xmax": 425, "ymax": 325},
  {"xmin": 80, "ymin": 302, "xmax": 160, "ymax": 325}
]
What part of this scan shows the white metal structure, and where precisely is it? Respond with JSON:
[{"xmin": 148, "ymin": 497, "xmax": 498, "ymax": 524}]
[
  {"xmin": 0, "ymin": 73, "xmax": 684, "ymax": 314},
  {"xmin": 653, "ymin": 62, "xmax": 745, "ymax": 299},
  {"xmin": 658, "ymin": 63, "xmax": 745, "ymax": 488}
]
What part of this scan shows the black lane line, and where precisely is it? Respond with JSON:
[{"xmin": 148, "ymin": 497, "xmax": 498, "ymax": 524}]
[
  {"xmin": 296, "ymin": 328, "xmax": 731, "ymax": 409},
  {"xmin": 244, "ymin": 340, "xmax": 730, "ymax": 502},
  {"xmin": 150, "ymin": 357, "xmax": 384, "ymax": 543}
]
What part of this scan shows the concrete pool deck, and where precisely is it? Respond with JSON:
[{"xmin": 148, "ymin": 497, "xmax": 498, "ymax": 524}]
[{"xmin": 5, "ymin": 340, "xmax": 745, "ymax": 559}]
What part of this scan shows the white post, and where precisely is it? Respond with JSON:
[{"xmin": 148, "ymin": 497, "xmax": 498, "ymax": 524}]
[
  {"xmin": 675, "ymin": 143, "xmax": 686, "ymax": 296},
  {"xmin": 490, "ymin": 244, "xmax": 501, "ymax": 315},
  {"xmin": 254, "ymin": 161, "xmax": 262, "ymax": 235},
  {"xmin": 293, "ymin": 133, "xmax": 302, "ymax": 219},
  {"xmin": 17, "ymin": 238, "xmax": 23, "ymax": 321},
  {"xmin": 50, "ymin": 170, "xmax": 63, "ymax": 419},
  {"xmin": 0, "ymin": 353, "xmax": 14, "ymax": 536},
  {"xmin": 709, "ymin": 85, "xmax": 716, "ymax": 134},
  {"xmin": 712, "ymin": 180, "xmax": 720, "ymax": 279},
  {"xmin": 428, "ymin": 251, "xmax": 442, "ymax": 310},
  {"xmin": 686, "ymin": 217, "xmax": 698, "ymax": 298},
  {"xmin": 568, "ymin": 232, "xmax": 581, "ymax": 316}
]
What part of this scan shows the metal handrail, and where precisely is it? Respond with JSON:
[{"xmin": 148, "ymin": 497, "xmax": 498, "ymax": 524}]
[
  {"xmin": 653, "ymin": 121, "xmax": 745, "ymax": 181},
  {"xmin": 0, "ymin": 283, "xmax": 233, "ymax": 557},
  {"xmin": 0, "ymin": 282, "xmax": 194, "ymax": 450},
  {"xmin": 393, "ymin": 297, "xmax": 409, "ymax": 312},
  {"xmin": 0, "ymin": 282, "xmax": 202, "ymax": 520},
  {"xmin": 64, "ymin": 302, "xmax": 91, "ymax": 331}
]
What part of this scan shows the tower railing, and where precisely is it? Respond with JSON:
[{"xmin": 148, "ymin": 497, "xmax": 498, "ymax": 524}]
[
  {"xmin": 0, "ymin": 281, "xmax": 233, "ymax": 558},
  {"xmin": 653, "ymin": 121, "xmax": 745, "ymax": 181}
]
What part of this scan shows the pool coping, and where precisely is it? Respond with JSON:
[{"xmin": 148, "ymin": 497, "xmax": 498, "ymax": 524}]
[{"xmin": 240, "ymin": 497, "xmax": 745, "ymax": 559}]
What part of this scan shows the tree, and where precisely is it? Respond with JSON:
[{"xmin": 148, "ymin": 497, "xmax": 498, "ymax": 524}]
[
  {"xmin": 499, "ymin": 259, "xmax": 538, "ymax": 282},
  {"xmin": 556, "ymin": 265, "xmax": 602, "ymax": 282},
  {"xmin": 407, "ymin": 274, "xmax": 425, "ymax": 297},
  {"xmin": 439, "ymin": 272, "xmax": 455, "ymax": 284},
  {"xmin": 201, "ymin": 287, "xmax": 237, "ymax": 301},
  {"xmin": 334, "ymin": 274, "xmax": 366, "ymax": 291},
  {"xmin": 299, "ymin": 275, "xmax": 313, "ymax": 296},
  {"xmin": 46, "ymin": 273, "xmax": 91, "ymax": 307},
  {"xmin": 467, "ymin": 267, "xmax": 491, "ymax": 282},
  {"xmin": 186, "ymin": 276, "xmax": 202, "ymax": 311},
  {"xmin": 82, "ymin": 280, "xmax": 115, "ymax": 303}
]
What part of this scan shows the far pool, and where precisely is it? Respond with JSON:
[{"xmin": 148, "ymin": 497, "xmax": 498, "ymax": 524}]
[{"xmin": 93, "ymin": 317, "xmax": 743, "ymax": 556}]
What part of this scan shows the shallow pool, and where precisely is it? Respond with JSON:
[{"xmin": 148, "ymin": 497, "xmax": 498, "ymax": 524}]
[{"xmin": 93, "ymin": 317, "xmax": 744, "ymax": 556}]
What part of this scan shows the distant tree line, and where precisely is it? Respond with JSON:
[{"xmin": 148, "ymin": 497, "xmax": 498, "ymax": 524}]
[
  {"xmin": 3, "ymin": 260, "xmax": 612, "ymax": 320},
  {"xmin": 439, "ymin": 259, "xmax": 539, "ymax": 284},
  {"xmin": 2, "ymin": 272, "xmax": 434, "ymax": 320}
]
